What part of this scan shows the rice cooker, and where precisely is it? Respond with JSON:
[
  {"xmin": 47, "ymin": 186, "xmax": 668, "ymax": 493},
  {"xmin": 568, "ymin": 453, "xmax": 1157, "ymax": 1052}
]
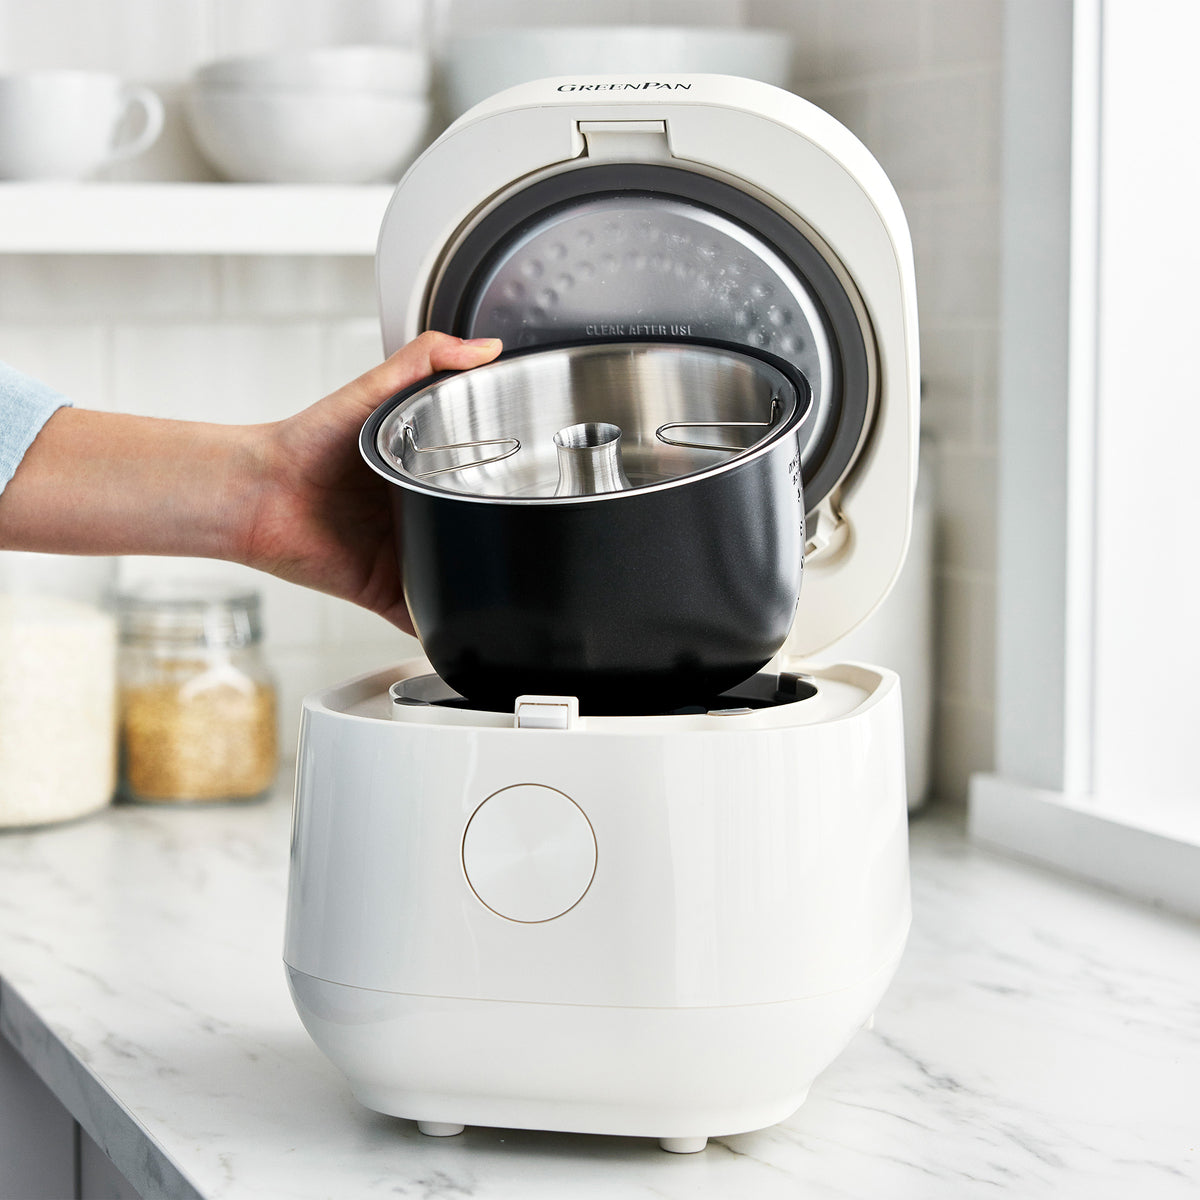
[{"xmin": 284, "ymin": 73, "xmax": 919, "ymax": 1154}]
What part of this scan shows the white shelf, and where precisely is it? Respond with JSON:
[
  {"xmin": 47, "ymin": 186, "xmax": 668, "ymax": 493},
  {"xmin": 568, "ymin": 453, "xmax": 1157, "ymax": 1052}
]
[{"xmin": 0, "ymin": 183, "xmax": 394, "ymax": 255}]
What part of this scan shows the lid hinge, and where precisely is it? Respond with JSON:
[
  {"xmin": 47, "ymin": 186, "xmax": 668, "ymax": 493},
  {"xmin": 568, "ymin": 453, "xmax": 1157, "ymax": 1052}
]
[
  {"xmin": 514, "ymin": 695, "xmax": 580, "ymax": 730},
  {"xmin": 577, "ymin": 120, "xmax": 671, "ymax": 162},
  {"xmin": 805, "ymin": 499, "xmax": 850, "ymax": 561}
]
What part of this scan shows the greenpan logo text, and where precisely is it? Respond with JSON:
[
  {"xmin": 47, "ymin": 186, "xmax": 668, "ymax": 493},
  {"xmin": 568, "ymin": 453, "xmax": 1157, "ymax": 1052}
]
[{"xmin": 555, "ymin": 82, "xmax": 693, "ymax": 92}]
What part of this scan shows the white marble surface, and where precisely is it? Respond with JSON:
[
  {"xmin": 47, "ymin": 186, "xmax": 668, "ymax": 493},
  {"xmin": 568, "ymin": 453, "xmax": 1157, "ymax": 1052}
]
[{"xmin": 1, "ymin": 786, "xmax": 1197, "ymax": 1200}]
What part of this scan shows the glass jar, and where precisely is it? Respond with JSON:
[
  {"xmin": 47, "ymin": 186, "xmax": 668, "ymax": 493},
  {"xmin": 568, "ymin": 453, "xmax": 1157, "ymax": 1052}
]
[
  {"xmin": 116, "ymin": 581, "xmax": 278, "ymax": 804},
  {"xmin": 0, "ymin": 551, "xmax": 118, "ymax": 828}
]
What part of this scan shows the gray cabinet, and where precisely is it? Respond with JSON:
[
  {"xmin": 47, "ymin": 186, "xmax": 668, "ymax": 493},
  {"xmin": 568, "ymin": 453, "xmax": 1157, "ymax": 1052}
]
[{"xmin": 1, "ymin": 1036, "xmax": 139, "ymax": 1200}]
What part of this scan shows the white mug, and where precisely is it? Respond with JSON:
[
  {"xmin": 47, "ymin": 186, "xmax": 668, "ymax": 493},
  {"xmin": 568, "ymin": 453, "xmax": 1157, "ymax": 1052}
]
[{"xmin": 0, "ymin": 71, "xmax": 164, "ymax": 180}]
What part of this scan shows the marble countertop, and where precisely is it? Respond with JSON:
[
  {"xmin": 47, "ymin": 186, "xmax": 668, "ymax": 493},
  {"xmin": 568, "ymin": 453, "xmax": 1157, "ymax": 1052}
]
[{"xmin": 1, "ymin": 786, "xmax": 1197, "ymax": 1200}]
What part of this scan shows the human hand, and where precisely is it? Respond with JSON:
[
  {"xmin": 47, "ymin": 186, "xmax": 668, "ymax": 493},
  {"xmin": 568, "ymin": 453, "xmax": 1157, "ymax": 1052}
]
[
  {"xmin": 238, "ymin": 332, "xmax": 502, "ymax": 633},
  {"xmin": 0, "ymin": 331, "xmax": 501, "ymax": 635}
]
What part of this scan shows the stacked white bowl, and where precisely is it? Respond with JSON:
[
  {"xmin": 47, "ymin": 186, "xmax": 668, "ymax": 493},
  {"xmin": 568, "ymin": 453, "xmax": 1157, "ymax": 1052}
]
[{"xmin": 186, "ymin": 46, "xmax": 430, "ymax": 183}]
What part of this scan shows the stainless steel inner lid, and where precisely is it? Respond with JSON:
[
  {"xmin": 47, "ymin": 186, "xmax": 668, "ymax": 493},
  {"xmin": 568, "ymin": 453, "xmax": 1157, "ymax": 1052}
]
[
  {"xmin": 465, "ymin": 194, "xmax": 829, "ymax": 370},
  {"xmin": 365, "ymin": 341, "xmax": 807, "ymax": 501},
  {"xmin": 425, "ymin": 166, "xmax": 872, "ymax": 514}
]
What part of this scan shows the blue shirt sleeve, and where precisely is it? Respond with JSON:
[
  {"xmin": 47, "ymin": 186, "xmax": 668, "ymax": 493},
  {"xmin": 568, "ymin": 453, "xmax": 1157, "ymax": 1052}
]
[{"xmin": 0, "ymin": 360, "xmax": 72, "ymax": 496}]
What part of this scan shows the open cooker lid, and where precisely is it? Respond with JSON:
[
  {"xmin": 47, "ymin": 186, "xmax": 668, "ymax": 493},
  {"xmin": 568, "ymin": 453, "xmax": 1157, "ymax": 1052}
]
[{"xmin": 376, "ymin": 75, "xmax": 919, "ymax": 656}]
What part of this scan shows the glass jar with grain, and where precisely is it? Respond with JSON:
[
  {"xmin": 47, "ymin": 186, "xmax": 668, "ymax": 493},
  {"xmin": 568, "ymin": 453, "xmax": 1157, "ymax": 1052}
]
[
  {"xmin": 116, "ymin": 582, "xmax": 277, "ymax": 804},
  {"xmin": 1, "ymin": 551, "xmax": 118, "ymax": 827}
]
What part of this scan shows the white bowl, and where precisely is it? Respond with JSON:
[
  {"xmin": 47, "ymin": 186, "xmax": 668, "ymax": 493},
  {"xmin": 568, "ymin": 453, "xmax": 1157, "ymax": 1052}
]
[
  {"xmin": 440, "ymin": 26, "xmax": 792, "ymax": 118},
  {"xmin": 185, "ymin": 86, "xmax": 430, "ymax": 183},
  {"xmin": 194, "ymin": 45, "xmax": 429, "ymax": 97}
]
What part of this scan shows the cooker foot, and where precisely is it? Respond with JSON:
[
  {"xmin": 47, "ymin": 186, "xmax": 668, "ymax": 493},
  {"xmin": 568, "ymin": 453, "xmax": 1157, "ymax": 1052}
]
[
  {"xmin": 417, "ymin": 1121, "xmax": 465, "ymax": 1137},
  {"xmin": 659, "ymin": 1136, "xmax": 708, "ymax": 1154}
]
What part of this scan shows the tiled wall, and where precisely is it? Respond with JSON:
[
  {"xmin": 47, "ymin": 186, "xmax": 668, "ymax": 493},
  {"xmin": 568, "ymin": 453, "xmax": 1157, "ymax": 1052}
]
[
  {"xmin": 751, "ymin": 0, "xmax": 1003, "ymax": 801},
  {"xmin": 0, "ymin": 0, "xmax": 1002, "ymax": 796}
]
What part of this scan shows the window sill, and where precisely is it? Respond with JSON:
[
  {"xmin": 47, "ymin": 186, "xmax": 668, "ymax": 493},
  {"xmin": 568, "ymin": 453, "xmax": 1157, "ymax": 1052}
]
[{"xmin": 969, "ymin": 773, "xmax": 1200, "ymax": 918}]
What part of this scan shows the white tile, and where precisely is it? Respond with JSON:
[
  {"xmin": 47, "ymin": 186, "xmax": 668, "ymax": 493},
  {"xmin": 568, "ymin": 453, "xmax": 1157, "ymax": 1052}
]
[
  {"xmin": 939, "ymin": 570, "xmax": 996, "ymax": 705},
  {"xmin": 0, "ymin": 323, "xmax": 110, "ymax": 410},
  {"xmin": 746, "ymin": 0, "xmax": 821, "ymax": 34},
  {"xmin": 363, "ymin": 0, "xmax": 426, "ymax": 44},
  {"xmin": 218, "ymin": 257, "xmax": 376, "ymax": 319},
  {"xmin": 919, "ymin": 323, "xmax": 981, "ymax": 445},
  {"xmin": 0, "ymin": 256, "xmax": 217, "ymax": 320},
  {"xmin": 320, "ymin": 638, "xmax": 420, "ymax": 685},
  {"xmin": 756, "ymin": 7, "xmax": 820, "ymax": 87},
  {"xmin": 440, "ymin": 0, "xmax": 749, "ymax": 32},
  {"xmin": 801, "ymin": 82, "xmax": 872, "ymax": 143},
  {"xmin": 210, "ymin": 0, "xmax": 324, "ymax": 57},
  {"xmin": 319, "ymin": 318, "xmax": 386, "ymax": 396},
  {"xmin": 0, "ymin": 0, "xmax": 118, "ymax": 71},
  {"xmin": 911, "ymin": 195, "xmax": 1000, "ymax": 322},
  {"xmin": 322, "ymin": 592, "xmax": 415, "ymax": 650},
  {"xmin": 106, "ymin": 0, "xmax": 216, "ymax": 81},
  {"xmin": 975, "ymin": 329, "xmax": 998, "ymax": 446},
  {"xmin": 869, "ymin": 73, "xmax": 994, "ymax": 192},
  {"xmin": 933, "ymin": 696, "xmax": 994, "ymax": 804},
  {"xmin": 111, "ymin": 321, "xmax": 324, "ymax": 423},
  {"xmin": 644, "ymin": 0, "xmax": 749, "ymax": 24},
  {"xmin": 816, "ymin": 0, "xmax": 922, "ymax": 81},
  {"xmin": 211, "ymin": 0, "xmax": 425, "ymax": 57},
  {"xmin": 250, "ymin": 572, "xmax": 327, "ymax": 651},
  {"xmin": 441, "ymin": 0, "xmax": 619, "ymax": 28},
  {"xmin": 923, "ymin": 0, "xmax": 1003, "ymax": 67},
  {"xmin": 117, "ymin": 554, "xmax": 225, "ymax": 592},
  {"xmin": 935, "ymin": 445, "xmax": 996, "ymax": 574},
  {"xmin": 118, "ymin": 557, "xmax": 324, "ymax": 648},
  {"xmin": 0, "ymin": 0, "xmax": 213, "ymax": 79}
]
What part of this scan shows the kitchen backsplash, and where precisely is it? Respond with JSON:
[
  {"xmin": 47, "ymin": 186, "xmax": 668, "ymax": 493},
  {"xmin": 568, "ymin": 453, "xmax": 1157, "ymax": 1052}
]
[
  {"xmin": 0, "ymin": 0, "xmax": 1001, "ymax": 800},
  {"xmin": 768, "ymin": 0, "xmax": 1003, "ymax": 803}
]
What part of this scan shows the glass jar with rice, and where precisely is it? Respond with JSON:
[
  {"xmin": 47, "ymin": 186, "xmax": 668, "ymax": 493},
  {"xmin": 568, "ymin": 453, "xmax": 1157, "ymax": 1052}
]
[
  {"xmin": 0, "ymin": 552, "xmax": 118, "ymax": 827},
  {"xmin": 116, "ymin": 582, "xmax": 277, "ymax": 804}
]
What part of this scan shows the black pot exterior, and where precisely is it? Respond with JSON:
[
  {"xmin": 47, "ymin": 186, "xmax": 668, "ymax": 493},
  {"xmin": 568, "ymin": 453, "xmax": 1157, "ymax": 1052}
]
[{"xmin": 396, "ymin": 445, "xmax": 805, "ymax": 714}]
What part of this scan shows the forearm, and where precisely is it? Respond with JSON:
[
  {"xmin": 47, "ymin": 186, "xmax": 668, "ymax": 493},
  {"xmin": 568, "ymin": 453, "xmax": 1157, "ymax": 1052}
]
[{"xmin": 0, "ymin": 407, "xmax": 262, "ymax": 561}]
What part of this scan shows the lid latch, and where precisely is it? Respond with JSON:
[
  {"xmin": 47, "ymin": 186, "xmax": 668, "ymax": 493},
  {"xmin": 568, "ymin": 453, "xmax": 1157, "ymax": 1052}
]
[
  {"xmin": 514, "ymin": 696, "xmax": 580, "ymax": 730},
  {"xmin": 578, "ymin": 120, "xmax": 671, "ymax": 162}
]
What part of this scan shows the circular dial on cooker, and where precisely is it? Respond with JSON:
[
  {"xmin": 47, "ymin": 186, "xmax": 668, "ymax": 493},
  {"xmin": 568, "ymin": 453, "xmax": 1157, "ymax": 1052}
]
[
  {"xmin": 427, "ymin": 165, "xmax": 872, "ymax": 514},
  {"xmin": 462, "ymin": 784, "xmax": 597, "ymax": 923}
]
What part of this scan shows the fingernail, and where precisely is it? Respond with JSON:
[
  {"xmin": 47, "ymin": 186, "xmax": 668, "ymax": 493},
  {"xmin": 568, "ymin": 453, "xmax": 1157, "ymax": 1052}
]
[{"xmin": 463, "ymin": 337, "xmax": 501, "ymax": 347}]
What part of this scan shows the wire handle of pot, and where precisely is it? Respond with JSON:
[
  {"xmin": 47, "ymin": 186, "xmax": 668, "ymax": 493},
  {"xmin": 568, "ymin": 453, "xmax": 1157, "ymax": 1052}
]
[
  {"xmin": 401, "ymin": 424, "xmax": 522, "ymax": 478},
  {"xmin": 655, "ymin": 397, "xmax": 783, "ymax": 453}
]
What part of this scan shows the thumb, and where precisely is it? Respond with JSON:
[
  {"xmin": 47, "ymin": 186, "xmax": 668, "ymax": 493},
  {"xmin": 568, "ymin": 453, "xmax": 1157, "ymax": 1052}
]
[{"xmin": 343, "ymin": 331, "xmax": 502, "ymax": 415}]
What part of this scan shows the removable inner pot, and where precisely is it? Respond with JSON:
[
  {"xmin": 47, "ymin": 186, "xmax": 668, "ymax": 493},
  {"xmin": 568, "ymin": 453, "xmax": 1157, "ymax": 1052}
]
[{"xmin": 368, "ymin": 340, "xmax": 804, "ymax": 500}]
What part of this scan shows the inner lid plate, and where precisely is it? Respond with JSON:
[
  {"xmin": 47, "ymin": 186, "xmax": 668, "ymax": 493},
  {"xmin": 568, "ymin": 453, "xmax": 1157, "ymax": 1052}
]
[
  {"xmin": 465, "ymin": 194, "xmax": 828, "ymax": 380},
  {"xmin": 427, "ymin": 165, "xmax": 871, "ymax": 513}
]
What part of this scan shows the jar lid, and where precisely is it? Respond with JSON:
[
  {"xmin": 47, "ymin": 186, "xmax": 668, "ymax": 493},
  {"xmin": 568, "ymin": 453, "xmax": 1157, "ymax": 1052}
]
[{"xmin": 115, "ymin": 580, "xmax": 263, "ymax": 648}]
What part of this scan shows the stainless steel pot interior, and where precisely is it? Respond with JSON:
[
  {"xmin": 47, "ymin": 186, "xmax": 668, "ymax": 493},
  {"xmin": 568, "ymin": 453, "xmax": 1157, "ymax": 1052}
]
[{"xmin": 372, "ymin": 342, "xmax": 803, "ymax": 500}]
